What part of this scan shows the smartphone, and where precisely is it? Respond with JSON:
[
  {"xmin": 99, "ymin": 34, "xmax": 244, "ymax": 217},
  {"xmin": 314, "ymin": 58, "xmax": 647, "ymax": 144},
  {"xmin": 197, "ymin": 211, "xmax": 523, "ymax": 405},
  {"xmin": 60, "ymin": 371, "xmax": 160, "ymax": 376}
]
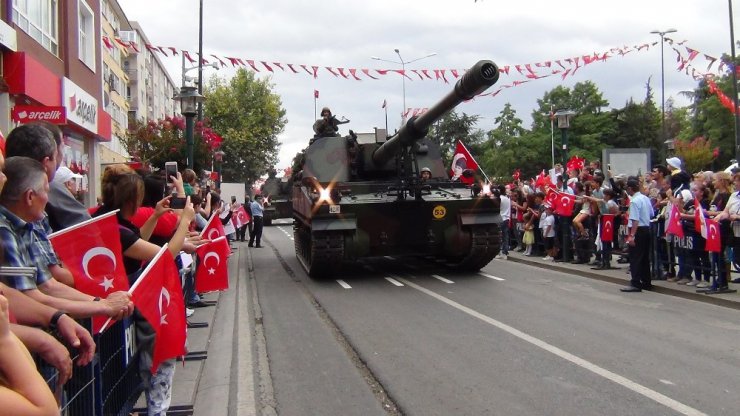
[
  {"xmin": 170, "ymin": 194, "xmax": 187, "ymax": 209},
  {"xmin": 165, "ymin": 161, "xmax": 178, "ymax": 183}
]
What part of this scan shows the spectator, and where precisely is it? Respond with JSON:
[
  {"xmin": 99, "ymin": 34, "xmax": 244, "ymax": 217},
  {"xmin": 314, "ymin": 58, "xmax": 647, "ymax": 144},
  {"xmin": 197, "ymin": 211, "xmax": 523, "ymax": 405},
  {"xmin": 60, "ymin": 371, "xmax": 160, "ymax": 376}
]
[
  {"xmin": 52, "ymin": 165, "xmax": 82, "ymax": 197},
  {"xmin": 495, "ymin": 185, "xmax": 511, "ymax": 260},
  {"xmin": 666, "ymin": 157, "xmax": 691, "ymax": 196},
  {"xmin": 540, "ymin": 204, "xmax": 556, "ymax": 261}
]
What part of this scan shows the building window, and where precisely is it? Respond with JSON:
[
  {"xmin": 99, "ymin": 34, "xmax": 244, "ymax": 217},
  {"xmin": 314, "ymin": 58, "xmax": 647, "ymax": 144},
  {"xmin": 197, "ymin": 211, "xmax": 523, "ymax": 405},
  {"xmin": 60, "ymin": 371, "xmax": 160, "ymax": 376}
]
[
  {"xmin": 12, "ymin": 0, "xmax": 59, "ymax": 55},
  {"xmin": 78, "ymin": 0, "xmax": 95, "ymax": 70}
]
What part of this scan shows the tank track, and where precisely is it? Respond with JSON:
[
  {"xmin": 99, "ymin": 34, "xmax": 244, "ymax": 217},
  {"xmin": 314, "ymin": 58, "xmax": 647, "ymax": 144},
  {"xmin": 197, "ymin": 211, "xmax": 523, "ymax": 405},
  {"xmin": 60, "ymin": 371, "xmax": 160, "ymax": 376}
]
[
  {"xmin": 294, "ymin": 224, "xmax": 344, "ymax": 278},
  {"xmin": 454, "ymin": 224, "xmax": 501, "ymax": 271}
]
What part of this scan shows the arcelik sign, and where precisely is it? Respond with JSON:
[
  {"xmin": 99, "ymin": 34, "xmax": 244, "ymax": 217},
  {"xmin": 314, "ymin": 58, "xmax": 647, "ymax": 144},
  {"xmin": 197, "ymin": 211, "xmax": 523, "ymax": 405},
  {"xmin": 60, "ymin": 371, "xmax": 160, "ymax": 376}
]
[
  {"xmin": 62, "ymin": 78, "xmax": 98, "ymax": 134},
  {"xmin": 11, "ymin": 105, "xmax": 67, "ymax": 124}
]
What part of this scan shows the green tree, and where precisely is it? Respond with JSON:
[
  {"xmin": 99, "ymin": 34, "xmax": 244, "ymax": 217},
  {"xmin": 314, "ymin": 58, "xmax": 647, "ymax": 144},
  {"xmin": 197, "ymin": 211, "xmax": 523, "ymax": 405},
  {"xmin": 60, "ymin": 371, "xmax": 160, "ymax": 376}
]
[
  {"xmin": 673, "ymin": 136, "xmax": 714, "ymax": 173},
  {"xmin": 204, "ymin": 69, "xmax": 287, "ymax": 185},
  {"xmin": 428, "ymin": 111, "xmax": 482, "ymax": 167}
]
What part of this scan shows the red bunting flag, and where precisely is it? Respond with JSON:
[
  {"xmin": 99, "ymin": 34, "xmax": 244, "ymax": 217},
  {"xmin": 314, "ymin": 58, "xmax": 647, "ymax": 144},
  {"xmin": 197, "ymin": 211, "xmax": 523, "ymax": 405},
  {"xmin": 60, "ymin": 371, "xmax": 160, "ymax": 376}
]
[
  {"xmin": 554, "ymin": 193, "xmax": 576, "ymax": 217},
  {"xmin": 450, "ymin": 140, "xmax": 478, "ymax": 184},
  {"xmin": 705, "ymin": 219, "xmax": 721, "ymax": 252},
  {"xmin": 48, "ymin": 210, "xmax": 130, "ymax": 334},
  {"xmin": 130, "ymin": 245, "xmax": 186, "ymax": 373},
  {"xmin": 601, "ymin": 214, "xmax": 615, "ymax": 242},
  {"xmin": 200, "ymin": 212, "xmax": 226, "ymax": 240},
  {"xmin": 195, "ymin": 236, "xmax": 231, "ymax": 293},
  {"xmin": 665, "ymin": 204, "xmax": 684, "ymax": 237}
]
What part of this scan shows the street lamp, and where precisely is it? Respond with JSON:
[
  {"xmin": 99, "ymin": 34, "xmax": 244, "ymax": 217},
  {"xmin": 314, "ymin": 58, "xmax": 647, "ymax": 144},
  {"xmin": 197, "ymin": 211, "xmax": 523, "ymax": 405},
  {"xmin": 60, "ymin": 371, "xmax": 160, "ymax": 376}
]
[
  {"xmin": 555, "ymin": 109, "xmax": 575, "ymax": 263},
  {"xmin": 728, "ymin": 0, "xmax": 740, "ymax": 162},
  {"xmin": 214, "ymin": 150, "xmax": 225, "ymax": 190},
  {"xmin": 174, "ymin": 86, "xmax": 205, "ymax": 169},
  {"xmin": 371, "ymin": 49, "xmax": 437, "ymax": 120},
  {"xmin": 650, "ymin": 28, "xmax": 677, "ymax": 154}
]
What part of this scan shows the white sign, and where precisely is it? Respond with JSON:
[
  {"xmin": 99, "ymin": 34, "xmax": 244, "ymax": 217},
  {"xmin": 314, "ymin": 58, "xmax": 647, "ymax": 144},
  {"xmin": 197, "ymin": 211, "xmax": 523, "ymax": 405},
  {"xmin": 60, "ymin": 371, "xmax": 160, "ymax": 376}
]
[
  {"xmin": 0, "ymin": 20, "xmax": 17, "ymax": 51},
  {"xmin": 62, "ymin": 78, "xmax": 98, "ymax": 134}
]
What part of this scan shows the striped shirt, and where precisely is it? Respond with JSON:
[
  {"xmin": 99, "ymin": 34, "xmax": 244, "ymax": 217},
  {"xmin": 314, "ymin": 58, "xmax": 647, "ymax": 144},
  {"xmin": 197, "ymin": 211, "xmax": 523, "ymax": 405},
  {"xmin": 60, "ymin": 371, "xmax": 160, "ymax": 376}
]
[{"xmin": 0, "ymin": 205, "xmax": 53, "ymax": 290}]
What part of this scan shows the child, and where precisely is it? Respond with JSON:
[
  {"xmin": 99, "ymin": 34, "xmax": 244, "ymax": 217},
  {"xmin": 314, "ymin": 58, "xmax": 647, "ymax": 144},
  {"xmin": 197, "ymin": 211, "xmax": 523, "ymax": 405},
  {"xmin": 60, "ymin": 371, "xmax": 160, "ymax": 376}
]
[{"xmin": 541, "ymin": 204, "xmax": 557, "ymax": 261}]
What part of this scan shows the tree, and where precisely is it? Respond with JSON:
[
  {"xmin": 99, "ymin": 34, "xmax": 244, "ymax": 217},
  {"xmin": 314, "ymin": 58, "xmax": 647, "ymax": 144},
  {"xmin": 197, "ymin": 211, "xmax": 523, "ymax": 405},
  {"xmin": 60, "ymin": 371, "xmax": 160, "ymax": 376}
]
[
  {"xmin": 673, "ymin": 136, "xmax": 714, "ymax": 173},
  {"xmin": 204, "ymin": 69, "xmax": 287, "ymax": 185},
  {"xmin": 427, "ymin": 111, "xmax": 482, "ymax": 167}
]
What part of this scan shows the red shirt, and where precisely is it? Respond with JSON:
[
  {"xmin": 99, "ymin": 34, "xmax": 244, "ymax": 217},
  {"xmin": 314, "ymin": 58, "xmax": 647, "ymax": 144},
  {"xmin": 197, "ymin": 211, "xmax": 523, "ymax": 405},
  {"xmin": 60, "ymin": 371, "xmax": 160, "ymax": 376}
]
[{"xmin": 129, "ymin": 207, "xmax": 179, "ymax": 238}]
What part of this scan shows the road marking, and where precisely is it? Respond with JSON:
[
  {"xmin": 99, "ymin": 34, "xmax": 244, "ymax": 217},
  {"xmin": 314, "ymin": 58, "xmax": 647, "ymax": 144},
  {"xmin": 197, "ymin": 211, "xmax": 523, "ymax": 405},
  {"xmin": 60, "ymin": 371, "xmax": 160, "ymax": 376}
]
[
  {"xmin": 398, "ymin": 277, "xmax": 708, "ymax": 416},
  {"xmin": 431, "ymin": 274, "xmax": 454, "ymax": 284},
  {"xmin": 659, "ymin": 379, "xmax": 675, "ymax": 386},
  {"xmin": 479, "ymin": 272, "xmax": 505, "ymax": 281},
  {"xmin": 385, "ymin": 277, "xmax": 404, "ymax": 287},
  {"xmin": 383, "ymin": 256, "xmax": 395, "ymax": 260},
  {"xmin": 277, "ymin": 227, "xmax": 294, "ymax": 241},
  {"xmin": 336, "ymin": 280, "xmax": 352, "ymax": 289}
]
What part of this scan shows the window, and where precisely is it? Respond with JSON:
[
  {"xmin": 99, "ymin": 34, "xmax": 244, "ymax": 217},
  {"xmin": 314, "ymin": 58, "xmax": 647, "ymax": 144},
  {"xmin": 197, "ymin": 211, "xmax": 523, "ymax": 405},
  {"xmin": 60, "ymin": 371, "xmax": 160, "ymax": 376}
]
[
  {"xmin": 78, "ymin": 0, "xmax": 95, "ymax": 70},
  {"xmin": 12, "ymin": 0, "xmax": 59, "ymax": 55}
]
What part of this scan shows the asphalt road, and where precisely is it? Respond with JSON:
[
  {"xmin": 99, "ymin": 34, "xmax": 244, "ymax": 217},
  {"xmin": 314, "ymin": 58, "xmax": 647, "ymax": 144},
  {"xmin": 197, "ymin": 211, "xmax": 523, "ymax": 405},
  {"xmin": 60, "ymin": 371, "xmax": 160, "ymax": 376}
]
[{"xmin": 247, "ymin": 220, "xmax": 740, "ymax": 416}]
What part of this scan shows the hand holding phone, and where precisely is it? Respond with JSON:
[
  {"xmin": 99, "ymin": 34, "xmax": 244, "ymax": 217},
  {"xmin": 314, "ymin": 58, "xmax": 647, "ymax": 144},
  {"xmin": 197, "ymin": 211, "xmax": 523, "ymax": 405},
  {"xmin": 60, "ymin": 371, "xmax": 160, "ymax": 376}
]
[
  {"xmin": 165, "ymin": 161, "xmax": 178, "ymax": 183},
  {"xmin": 170, "ymin": 194, "xmax": 187, "ymax": 209}
]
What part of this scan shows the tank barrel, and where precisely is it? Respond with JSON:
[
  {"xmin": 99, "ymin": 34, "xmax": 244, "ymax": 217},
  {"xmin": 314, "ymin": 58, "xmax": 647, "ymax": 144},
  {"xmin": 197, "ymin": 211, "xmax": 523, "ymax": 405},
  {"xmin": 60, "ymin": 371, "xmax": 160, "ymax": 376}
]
[{"xmin": 372, "ymin": 60, "xmax": 499, "ymax": 165}]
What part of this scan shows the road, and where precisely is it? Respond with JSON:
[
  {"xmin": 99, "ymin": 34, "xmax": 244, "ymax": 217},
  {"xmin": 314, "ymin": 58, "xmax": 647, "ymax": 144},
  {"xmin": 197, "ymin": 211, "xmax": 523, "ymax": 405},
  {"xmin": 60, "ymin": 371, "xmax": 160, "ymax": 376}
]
[{"xmin": 244, "ymin": 220, "xmax": 740, "ymax": 416}]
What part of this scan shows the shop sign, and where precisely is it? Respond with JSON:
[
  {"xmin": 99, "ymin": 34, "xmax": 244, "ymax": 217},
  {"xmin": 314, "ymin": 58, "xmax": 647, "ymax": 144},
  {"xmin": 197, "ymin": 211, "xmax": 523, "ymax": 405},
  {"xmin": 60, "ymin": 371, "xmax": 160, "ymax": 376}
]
[
  {"xmin": 0, "ymin": 20, "xmax": 17, "ymax": 51},
  {"xmin": 11, "ymin": 105, "xmax": 67, "ymax": 124},
  {"xmin": 62, "ymin": 78, "xmax": 98, "ymax": 133}
]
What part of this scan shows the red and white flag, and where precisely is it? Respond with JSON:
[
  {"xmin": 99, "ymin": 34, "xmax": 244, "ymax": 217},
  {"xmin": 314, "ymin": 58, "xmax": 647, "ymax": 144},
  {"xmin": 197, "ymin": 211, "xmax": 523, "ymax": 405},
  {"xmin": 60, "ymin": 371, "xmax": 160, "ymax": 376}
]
[
  {"xmin": 665, "ymin": 204, "xmax": 684, "ymax": 237},
  {"xmin": 313, "ymin": 89, "xmax": 319, "ymax": 99},
  {"xmin": 601, "ymin": 214, "xmax": 615, "ymax": 242},
  {"xmin": 554, "ymin": 193, "xmax": 576, "ymax": 217},
  {"xmin": 195, "ymin": 236, "xmax": 230, "ymax": 292},
  {"xmin": 49, "ymin": 211, "xmax": 130, "ymax": 333},
  {"xmin": 200, "ymin": 212, "xmax": 226, "ymax": 240},
  {"xmin": 450, "ymin": 140, "xmax": 478, "ymax": 185},
  {"xmin": 694, "ymin": 201, "xmax": 708, "ymax": 238},
  {"xmin": 236, "ymin": 206, "xmax": 250, "ymax": 227},
  {"xmin": 130, "ymin": 245, "xmax": 186, "ymax": 373},
  {"xmin": 544, "ymin": 188, "xmax": 559, "ymax": 207},
  {"xmin": 705, "ymin": 219, "xmax": 721, "ymax": 252}
]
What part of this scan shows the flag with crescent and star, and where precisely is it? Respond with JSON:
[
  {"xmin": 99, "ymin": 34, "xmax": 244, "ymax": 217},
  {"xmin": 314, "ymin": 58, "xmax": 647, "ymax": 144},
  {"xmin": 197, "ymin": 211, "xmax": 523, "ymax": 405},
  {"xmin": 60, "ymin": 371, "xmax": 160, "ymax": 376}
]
[
  {"xmin": 705, "ymin": 219, "xmax": 721, "ymax": 252},
  {"xmin": 195, "ymin": 236, "xmax": 230, "ymax": 292},
  {"xmin": 450, "ymin": 140, "xmax": 478, "ymax": 184},
  {"xmin": 600, "ymin": 214, "xmax": 615, "ymax": 242},
  {"xmin": 129, "ymin": 245, "xmax": 186, "ymax": 373},
  {"xmin": 48, "ymin": 209, "xmax": 130, "ymax": 301},
  {"xmin": 554, "ymin": 192, "xmax": 576, "ymax": 217},
  {"xmin": 665, "ymin": 204, "xmax": 684, "ymax": 237},
  {"xmin": 200, "ymin": 211, "xmax": 226, "ymax": 240}
]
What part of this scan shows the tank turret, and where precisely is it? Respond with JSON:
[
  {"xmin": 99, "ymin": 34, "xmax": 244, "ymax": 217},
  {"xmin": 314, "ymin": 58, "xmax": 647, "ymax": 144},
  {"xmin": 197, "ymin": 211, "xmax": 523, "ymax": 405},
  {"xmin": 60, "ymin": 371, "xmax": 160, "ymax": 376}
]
[{"xmin": 372, "ymin": 60, "xmax": 499, "ymax": 165}]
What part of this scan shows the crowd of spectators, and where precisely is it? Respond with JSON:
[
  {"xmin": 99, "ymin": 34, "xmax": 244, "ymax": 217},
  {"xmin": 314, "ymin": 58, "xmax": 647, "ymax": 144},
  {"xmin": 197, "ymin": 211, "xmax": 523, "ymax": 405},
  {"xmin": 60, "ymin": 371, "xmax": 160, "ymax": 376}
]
[
  {"xmin": 495, "ymin": 157, "xmax": 740, "ymax": 293},
  {"xmin": 0, "ymin": 122, "xmax": 244, "ymax": 415}
]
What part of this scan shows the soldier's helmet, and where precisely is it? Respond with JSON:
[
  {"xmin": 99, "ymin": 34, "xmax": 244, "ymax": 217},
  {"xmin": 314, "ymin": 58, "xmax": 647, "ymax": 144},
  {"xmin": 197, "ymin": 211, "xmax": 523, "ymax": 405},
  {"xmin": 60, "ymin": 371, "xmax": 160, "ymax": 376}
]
[
  {"xmin": 321, "ymin": 107, "xmax": 332, "ymax": 117},
  {"xmin": 421, "ymin": 167, "xmax": 432, "ymax": 174}
]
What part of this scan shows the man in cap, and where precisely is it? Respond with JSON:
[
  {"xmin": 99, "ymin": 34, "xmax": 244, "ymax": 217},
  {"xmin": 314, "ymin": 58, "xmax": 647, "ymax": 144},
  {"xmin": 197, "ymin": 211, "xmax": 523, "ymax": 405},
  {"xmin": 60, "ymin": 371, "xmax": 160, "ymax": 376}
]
[
  {"xmin": 666, "ymin": 157, "xmax": 691, "ymax": 196},
  {"xmin": 52, "ymin": 165, "xmax": 82, "ymax": 197}
]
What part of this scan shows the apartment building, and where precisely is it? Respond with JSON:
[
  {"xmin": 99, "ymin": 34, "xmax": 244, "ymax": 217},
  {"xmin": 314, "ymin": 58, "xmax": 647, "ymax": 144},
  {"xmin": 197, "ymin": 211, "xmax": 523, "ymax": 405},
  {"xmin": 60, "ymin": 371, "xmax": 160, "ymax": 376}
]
[{"xmin": 100, "ymin": 0, "xmax": 130, "ymax": 164}]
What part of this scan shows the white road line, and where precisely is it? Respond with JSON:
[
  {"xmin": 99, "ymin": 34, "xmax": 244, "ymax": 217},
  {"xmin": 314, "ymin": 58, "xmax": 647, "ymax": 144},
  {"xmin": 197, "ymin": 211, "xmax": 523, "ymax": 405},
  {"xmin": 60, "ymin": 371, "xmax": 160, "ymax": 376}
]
[
  {"xmin": 479, "ymin": 272, "xmax": 505, "ymax": 281},
  {"xmin": 431, "ymin": 274, "xmax": 454, "ymax": 284},
  {"xmin": 385, "ymin": 277, "xmax": 404, "ymax": 287},
  {"xmin": 336, "ymin": 280, "xmax": 352, "ymax": 289},
  {"xmin": 397, "ymin": 277, "xmax": 708, "ymax": 416},
  {"xmin": 383, "ymin": 256, "xmax": 396, "ymax": 260}
]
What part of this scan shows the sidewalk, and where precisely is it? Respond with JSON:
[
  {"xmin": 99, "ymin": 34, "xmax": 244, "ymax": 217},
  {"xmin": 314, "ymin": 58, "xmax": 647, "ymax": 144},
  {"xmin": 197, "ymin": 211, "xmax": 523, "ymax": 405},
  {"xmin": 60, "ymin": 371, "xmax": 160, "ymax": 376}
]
[{"xmin": 503, "ymin": 251, "xmax": 740, "ymax": 310}]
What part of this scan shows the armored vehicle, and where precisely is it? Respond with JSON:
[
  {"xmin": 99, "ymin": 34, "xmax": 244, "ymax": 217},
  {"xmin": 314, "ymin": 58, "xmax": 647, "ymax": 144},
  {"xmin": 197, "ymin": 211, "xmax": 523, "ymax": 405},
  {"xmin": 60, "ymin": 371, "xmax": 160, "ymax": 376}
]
[
  {"xmin": 293, "ymin": 60, "xmax": 502, "ymax": 278},
  {"xmin": 260, "ymin": 168, "xmax": 292, "ymax": 225}
]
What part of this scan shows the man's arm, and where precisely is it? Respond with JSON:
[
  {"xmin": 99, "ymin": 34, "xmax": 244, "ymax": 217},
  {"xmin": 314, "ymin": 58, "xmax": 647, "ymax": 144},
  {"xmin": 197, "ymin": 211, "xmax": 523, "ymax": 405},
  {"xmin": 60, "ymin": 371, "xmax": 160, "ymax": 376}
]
[{"xmin": 26, "ymin": 285, "xmax": 132, "ymax": 320}]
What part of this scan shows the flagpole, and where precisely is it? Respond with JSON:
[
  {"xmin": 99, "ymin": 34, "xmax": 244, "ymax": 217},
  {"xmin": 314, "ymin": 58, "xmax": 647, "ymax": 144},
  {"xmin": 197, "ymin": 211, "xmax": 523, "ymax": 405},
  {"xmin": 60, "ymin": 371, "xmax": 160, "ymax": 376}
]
[
  {"xmin": 384, "ymin": 102, "xmax": 388, "ymax": 134},
  {"xmin": 459, "ymin": 141, "xmax": 491, "ymax": 184},
  {"xmin": 550, "ymin": 104, "xmax": 555, "ymax": 168},
  {"xmin": 314, "ymin": 93, "xmax": 317, "ymax": 120}
]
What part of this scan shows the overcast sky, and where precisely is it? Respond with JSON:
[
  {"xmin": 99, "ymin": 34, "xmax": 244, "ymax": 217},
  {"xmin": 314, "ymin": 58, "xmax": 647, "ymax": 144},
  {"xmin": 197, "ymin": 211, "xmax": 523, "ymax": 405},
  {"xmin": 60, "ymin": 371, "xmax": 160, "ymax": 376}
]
[{"xmin": 118, "ymin": 0, "xmax": 738, "ymax": 169}]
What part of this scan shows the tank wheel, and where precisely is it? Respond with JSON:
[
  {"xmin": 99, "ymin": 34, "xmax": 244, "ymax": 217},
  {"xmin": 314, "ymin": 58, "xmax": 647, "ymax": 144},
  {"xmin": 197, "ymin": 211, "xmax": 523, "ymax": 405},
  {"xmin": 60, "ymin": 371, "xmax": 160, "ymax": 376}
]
[
  {"xmin": 294, "ymin": 225, "xmax": 344, "ymax": 279},
  {"xmin": 451, "ymin": 224, "xmax": 501, "ymax": 272}
]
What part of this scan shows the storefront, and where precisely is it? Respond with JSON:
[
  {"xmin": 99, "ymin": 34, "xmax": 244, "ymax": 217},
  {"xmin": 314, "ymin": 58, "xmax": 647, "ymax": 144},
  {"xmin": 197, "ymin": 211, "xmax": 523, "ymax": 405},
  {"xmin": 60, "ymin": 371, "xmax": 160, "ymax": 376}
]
[{"xmin": 3, "ymin": 52, "xmax": 111, "ymax": 207}]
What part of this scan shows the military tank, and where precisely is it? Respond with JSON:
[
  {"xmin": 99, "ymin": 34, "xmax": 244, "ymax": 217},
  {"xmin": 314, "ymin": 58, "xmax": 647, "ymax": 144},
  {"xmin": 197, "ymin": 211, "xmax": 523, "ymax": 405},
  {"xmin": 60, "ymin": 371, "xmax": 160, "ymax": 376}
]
[
  {"xmin": 292, "ymin": 59, "xmax": 502, "ymax": 278},
  {"xmin": 260, "ymin": 168, "xmax": 292, "ymax": 225}
]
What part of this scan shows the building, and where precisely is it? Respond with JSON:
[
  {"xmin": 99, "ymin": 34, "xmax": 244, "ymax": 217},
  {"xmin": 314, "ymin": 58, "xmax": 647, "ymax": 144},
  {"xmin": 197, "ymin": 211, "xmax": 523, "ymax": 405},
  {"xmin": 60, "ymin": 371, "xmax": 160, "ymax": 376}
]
[
  {"xmin": 101, "ymin": 0, "xmax": 131, "ymax": 165},
  {"xmin": 124, "ymin": 21, "xmax": 177, "ymax": 124},
  {"xmin": 1, "ymin": 0, "xmax": 112, "ymax": 206}
]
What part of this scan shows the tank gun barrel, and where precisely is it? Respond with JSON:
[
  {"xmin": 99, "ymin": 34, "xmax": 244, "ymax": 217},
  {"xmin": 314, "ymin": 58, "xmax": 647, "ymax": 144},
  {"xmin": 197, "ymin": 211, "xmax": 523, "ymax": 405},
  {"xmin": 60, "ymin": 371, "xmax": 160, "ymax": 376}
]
[{"xmin": 372, "ymin": 59, "xmax": 499, "ymax": 165}]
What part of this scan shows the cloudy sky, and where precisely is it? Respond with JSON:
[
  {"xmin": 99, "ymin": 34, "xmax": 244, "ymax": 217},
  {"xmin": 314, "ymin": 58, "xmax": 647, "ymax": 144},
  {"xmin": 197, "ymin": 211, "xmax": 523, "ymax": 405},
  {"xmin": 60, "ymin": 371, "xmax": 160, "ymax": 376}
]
[{"xmin": 118, "ymin": 0, "xmax": 737, "ymax": 169}]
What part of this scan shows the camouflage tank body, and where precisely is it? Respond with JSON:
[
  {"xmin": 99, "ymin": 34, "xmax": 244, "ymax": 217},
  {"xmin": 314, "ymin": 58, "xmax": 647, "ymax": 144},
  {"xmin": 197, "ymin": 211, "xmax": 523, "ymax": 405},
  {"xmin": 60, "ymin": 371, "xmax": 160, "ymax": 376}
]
[
  {"xmin": 260, "ymin": 168, "xmax": 292, "ymax": 226},
  {"xmin": 293, "ymin": 60, "xmax": 502, "ymax": 278}
]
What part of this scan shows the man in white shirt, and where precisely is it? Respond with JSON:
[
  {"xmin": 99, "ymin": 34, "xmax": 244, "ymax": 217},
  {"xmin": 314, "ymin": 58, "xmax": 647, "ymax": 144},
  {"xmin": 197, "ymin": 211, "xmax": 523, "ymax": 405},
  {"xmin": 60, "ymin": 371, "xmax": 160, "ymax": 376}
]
[{"xmin": 495, "ymin": 185, "xmax": 511, "ymax": 260}]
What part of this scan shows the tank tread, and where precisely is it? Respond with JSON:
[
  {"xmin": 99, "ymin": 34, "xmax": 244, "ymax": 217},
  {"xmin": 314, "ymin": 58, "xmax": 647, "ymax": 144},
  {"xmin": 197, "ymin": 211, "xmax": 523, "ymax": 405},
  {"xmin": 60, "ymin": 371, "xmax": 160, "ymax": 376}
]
[
  {"xmin": 294, "ymin": 224, "xmax": 344, "ymax": 278},
  {"xmin": 455, "ymin": 224, "xmax": 501, "ymax": 271}
]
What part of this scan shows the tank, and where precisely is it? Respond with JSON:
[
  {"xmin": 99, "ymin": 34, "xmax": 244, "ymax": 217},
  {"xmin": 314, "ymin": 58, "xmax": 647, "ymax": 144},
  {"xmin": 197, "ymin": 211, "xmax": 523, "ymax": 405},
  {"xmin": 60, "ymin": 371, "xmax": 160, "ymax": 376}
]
[
  {"xmin": 260, "ymin": 168, "xmax": 292, "ymax": 225},
  {"xmin": 292, "ymin": 59, "xmax": 502, "ymax": 278}
]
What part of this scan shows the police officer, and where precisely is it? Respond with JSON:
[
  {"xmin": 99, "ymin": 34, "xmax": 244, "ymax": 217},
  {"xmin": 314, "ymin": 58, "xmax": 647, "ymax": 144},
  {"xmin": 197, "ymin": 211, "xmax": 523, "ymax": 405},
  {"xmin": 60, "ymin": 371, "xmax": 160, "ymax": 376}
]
[
  {"xmin": 621, "ymin": 179, "xmax": 654, "ymax": 292},
  {"xmin": 248, "ymin": 195, "xmax": 265, "ymax": 248}
]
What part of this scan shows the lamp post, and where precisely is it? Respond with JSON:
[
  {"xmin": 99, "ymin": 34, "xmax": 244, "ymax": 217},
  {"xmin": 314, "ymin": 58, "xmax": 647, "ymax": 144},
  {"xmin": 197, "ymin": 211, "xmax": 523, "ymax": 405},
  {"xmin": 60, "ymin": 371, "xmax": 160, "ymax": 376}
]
[
  {"xmin": 214, "ymin": 150, "xmax": 225, "ymax": 190},
  {"xmin": 555, "ymin": 109, "xmax": 575, "ymax": 262},
  {"xmin": 371, "ymin": 50, "xmax": 437, "ymax": 120},
  {"xmin": 728, "ymin": 0, "xmax": 740, "ymax": 162},
  {"xmin": 174, "ymin": 86, "xmax": 205, "ymax": 169},
  {"xmin": 650, "ymin": 28, "xmax": 677, "ymax": 155}
]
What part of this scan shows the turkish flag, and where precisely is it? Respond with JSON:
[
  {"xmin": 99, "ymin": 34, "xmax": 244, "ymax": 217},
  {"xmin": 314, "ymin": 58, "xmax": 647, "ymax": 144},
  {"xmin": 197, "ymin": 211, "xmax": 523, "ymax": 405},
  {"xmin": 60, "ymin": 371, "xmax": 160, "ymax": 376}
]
[
  {"xmin": 566, "ymin": 155, "xmax": 586, "ymax": 171},
  {"xmin": 195, "ymin": 236, "xmax": 230, "ymax": 292},
  {"xmin": 450, "ymin": 140, "xmax": 478, "ymax": 184},
  {"xmin": 534, "ymin": 170, "xmax": 549, "ymax": 190},
  {"xmin": 235, "ymin": 206, "xmax": 250, "ymax": 226},
  {"xmin": 665, "ymin": 204, "xmax": 684, "ymax": 237},
  {"xmin": 314, "ymin": 89, "xmax": 319, "ymax": 99},
  {"xmin": 693, "ymin": 201, "xmax": 708, "ymax": 238},
  {"xmin": 130, "ymin": 246, "xmax": 186, "ymax": 373},
  {"xmin": 544, "ymin": 188, "xmax": 559, "ymax": 207},
  {"xmin": 601, "ymin": 214, "xmax": 615, "ymax": 242},
  {"xmin": 200, "ymin": 212, "xmax": 226, "ymax": 240},
  {"xmin": 705, "ymin": 219, "xmax": 721, "ymax": 252},
  {"xmin": 554, "ymin": 193, "xmax": 576, "ymax": 217}
]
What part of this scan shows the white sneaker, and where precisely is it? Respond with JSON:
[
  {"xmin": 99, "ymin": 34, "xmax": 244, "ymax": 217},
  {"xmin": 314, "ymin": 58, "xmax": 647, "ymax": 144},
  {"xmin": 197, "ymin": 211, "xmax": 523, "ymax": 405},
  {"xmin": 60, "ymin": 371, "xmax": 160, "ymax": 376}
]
[
  {"xmin": 686, "ymin": 280, "xmax": 700, "ymax": 286},
  {"xmin": 186, "ymin": 308, "xmax": 195, "ymax": 317},
  {"xmin": 696, "ymin": 281, "xmax": 710, "ymax": 288},
  {"xmin": 542, "ymin": 256, "xmax": 553, "ymax": 261},
  {"xmin": 495, "ymin": 254, "xmax": 508, "ymax": 260}
]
